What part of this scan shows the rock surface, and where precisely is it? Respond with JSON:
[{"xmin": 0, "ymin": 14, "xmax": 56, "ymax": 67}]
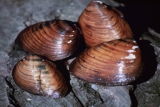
[
  {"xmin": 134, "ymin": 28, "xmax": 160, "ymax": 107},
  {"xmin": 0, "ymin": 0, "xmax": 160, "ymax": 107}
]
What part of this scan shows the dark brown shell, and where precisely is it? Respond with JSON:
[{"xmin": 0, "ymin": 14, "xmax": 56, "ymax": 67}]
[
  {"xmin": 16, "ymin": 19, "xmax": 80, "ymax": 61},
  {"xmin": 78, "ymin": 1, "xmax": 133, "ymax": 47},
  {"xmin": 13, "ymin": 54, "xmax": 68, "ymax": 98},
  {"xmin": 69, "ymin": 39, "xmax": 143, "ymax": 85}
]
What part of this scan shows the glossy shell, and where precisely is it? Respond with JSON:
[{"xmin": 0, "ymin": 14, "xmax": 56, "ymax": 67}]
[
  {"xmin": 13, "ymin": 54, "xmax": 68, "ymax": 98},
  {"xmin": 69, "ymin": 39, "xmax": 143, "ymax": 85},
  {"xmin": 16, "ymin": 19, "xmax": 80, "ymax": 61},
  {"xmin": 78, "ymin": 1, "xmax": 133, "ymax": 47}
]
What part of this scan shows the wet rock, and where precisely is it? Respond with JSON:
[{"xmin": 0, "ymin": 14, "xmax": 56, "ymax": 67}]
[
  {"xmin": 7, "ymin": 50, "xmax": 26, "ymax": 74},
  {"xmin": 91, "ymin": 84, "xmax": 132, "ymax": 107},
  {"xmin": 135, "ymin": 29, "xmax": 160, "ymax": 107},
  {"xmin": 0, "ymin": 51, "xmax": 9, "ymax": 76},
  {"xmin": 70, "ymin": 75, "xmax": 104, "ymax": 107},
  {"xmin": 0, "ymin": 76, "xmax": 9, "ymax": 107},
  {"xmin": 5, "ymin": 75, "xmax": 83, "ymax": 107}
]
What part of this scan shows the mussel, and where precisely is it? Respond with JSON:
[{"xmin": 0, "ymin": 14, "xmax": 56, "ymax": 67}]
[
  {"xmin": 16, "ymin": 19, "xmax": 80, "ymax": 61},
  {"xmin": 70, "ymin": 39, "xmax": 143, "ymax": 85},
  {"xmin": 78, "ymin": 1, "xmax": 133, "ymax": 47},
  {"xmin": 13, "ymin": 54, "xmax": 68, "ymax": 98}
]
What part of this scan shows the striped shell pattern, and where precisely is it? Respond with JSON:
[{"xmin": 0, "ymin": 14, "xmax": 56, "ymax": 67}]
[
  {"xmin": 70, "ymin": 39, "xmax": 143, "ymax": 85},
  {"xmin": 16, "ymin": 19, "xmax": 80, "ymax": 61},
  {"xmin": 70, "ymin": 1, "xmax": 143, "ymax": 85},
  {"xmin": 13, "ymin": 54, "xmax": 68, "ymax": 98},
  {"xmin": 78, "ymin": 1, "xmax": 133, "ymax": 47}
]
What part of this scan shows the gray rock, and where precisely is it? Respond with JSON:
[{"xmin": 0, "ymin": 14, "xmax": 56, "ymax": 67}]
[
  {"xmin": 0, "ymin": 0, "xmax": 135, "ymax": 107},
  {"xmin": 91, "ymin": 84, "xmax": 132, "ymax": 107},
  {"xmin": 0, "ymin": 51, "xmax": 9, "ymax": 76},
  {"xmin": 0, "ymin": 76, "xmax": 9, "ymax": 107},
  {"xmin": 70, "ymin": 75, "xmax": 104, "ymax": 107},
  {"xmin": 135, "ymin": 29, "xmax": 160, "ymax": 107}
]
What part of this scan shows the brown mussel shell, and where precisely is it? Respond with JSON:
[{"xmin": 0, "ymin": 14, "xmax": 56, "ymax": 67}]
[
  {"xmin": 78, "ymin": 1, "xmax": 133, "ymax": 47},
  {"xmin": 69, "ymin": 39, "xmax": 143, "ymax": 85},
  {"xmin": 16, "ymin": 19, "xmax": 80, "ymax": 61},
  {"xmin": 13, "ymin": 54, "xmax": 68, "ymax": 98}
]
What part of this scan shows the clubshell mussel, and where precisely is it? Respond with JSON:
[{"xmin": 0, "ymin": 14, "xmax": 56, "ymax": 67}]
[
  {"xmin": 16, "ymin": 19, "xmax": 80, "ymax": 61},
  {"xmin": 70, "ymin": 39, "xmax": 143, "ymax": 85},
  {"xmin": 69, "ymin": 1, "xmax": 144, "ymax": 85},
  {"xmin": 78, "ymin": 1, "xmax": 133, "ymax": 47},
  {"xmin": 13, "ymin": 54, "xmax": 68, "ymax": 98}
]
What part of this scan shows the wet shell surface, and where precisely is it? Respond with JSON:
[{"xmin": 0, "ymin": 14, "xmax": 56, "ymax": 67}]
[
  {"xmin": 69, "ymin": 39, "xmax": 143, "ymax": 85},
  {"xmin": 16, "ymin": 19, "xmax": 80, "ymax": 61},
  {"xmin": 13, "ymin": 54, "xmax": 68, "ymax": 98},
  {"xmin": 78, "ymin": 1, "xmax": 133, "ymax": 47}
]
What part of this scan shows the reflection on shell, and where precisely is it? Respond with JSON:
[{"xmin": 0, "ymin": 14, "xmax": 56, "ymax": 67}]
[
  {"xmin": 13, "ymin": 54, "xmax": 68, "ymax": 98},
  {"xmin": 70, "ymin": 39, "xmax": 143, "ymax": 85},
  {"xmin": 16, "ymin": 20, "xmax": 80, "ymax": 61},
  {"xmin": 78, "ymin": 1, "xmax": 133, "ymax": 47}
]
